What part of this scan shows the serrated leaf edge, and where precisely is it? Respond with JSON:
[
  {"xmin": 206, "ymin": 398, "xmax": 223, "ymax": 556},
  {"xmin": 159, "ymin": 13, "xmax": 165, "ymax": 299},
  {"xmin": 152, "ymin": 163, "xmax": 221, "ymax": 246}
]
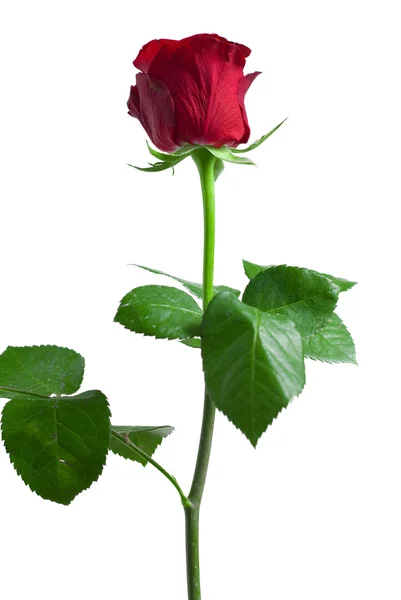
[
  {"xmin": 114, "ymin": 285, "xmax": 203, "ymax": 341},
  {"xmin": 202, "ymin": 294, "xmax": 306, "ymax": 447},
  {"xmin": 110, "ymin": 426, "xmax": 174, "ymax": 467},
  {"xmin": 303, "ymin": 316, "xmax": 357, "ymax": 365},
  {"xmin": 0, "ymin": 345, "xmax": 85, "ymax": 397},
  {"xmin": 1, "ymin": 390, "xmax": 111, "ymax": 505},
  {"xmin": 242, "ymin": 264, "xmax": 340, "ymax": 317}
]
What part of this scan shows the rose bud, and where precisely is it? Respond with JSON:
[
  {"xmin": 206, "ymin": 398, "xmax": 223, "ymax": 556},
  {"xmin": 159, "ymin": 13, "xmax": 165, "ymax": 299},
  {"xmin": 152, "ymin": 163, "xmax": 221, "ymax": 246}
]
[{"xmin": 127, "ymin": 33, "xmax": 260, "ymax": 153}]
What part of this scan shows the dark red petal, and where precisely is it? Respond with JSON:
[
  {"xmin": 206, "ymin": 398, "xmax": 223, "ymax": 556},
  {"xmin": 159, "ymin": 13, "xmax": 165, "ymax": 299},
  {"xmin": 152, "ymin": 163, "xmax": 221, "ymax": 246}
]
[
  {"xmin": 134, "ymin": 38, "xmax": 175, "ymax": 73},
  {"xmin": 127, "ymin": 85, "xmax": 140, "ymax": 118},
  {"xmin": 231, "ymin": 42, "xmax": 251, "ymax": 58},
  {"xmin": 182, "ymin": 33, "xmax": 251, "ymax": 59},
  {"xmin": 237, "ymin": 71, "xmax": 261, "ymax": 145},
  {"xmin": 207, "ymin": 33, "xmax": 251, "ymax": 58},
  {"xmin": 148, "ymin": 36, "xmax": 248, "ymax": 147},
  {"xmin": 135, "ymin": 73, "xmax": 178, "ymax": 153}
]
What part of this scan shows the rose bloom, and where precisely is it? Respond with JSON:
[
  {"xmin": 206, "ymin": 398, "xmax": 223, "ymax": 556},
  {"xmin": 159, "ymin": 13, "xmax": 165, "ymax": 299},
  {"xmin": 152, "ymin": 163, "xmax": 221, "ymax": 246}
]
[{"xmin": 127, "ymin": 33, "xmax": 260, "ymax": 153}]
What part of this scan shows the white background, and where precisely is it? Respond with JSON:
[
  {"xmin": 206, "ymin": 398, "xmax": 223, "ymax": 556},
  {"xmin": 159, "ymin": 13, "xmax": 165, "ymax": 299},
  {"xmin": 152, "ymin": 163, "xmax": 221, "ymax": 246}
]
[{"xmin": 0, "ymin": 1, "xmax": 400, "ymax": 598}]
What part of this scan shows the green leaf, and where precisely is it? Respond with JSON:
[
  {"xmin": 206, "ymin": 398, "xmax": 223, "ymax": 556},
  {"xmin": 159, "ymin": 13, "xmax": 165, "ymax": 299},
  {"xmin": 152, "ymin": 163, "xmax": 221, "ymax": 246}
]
[
  {"xmin": 242, "ymin": 259, "xmax": 270, "ymax": 280},
  {"xmin": 303, "ymin": 314, "xmax": 357, "ymax": 364},
  {"xmin": 214, "ymin": 158, "xmax": 225, "ymax": 181},
  {"xmin": 320, "ymin": 273, "xmax": 357, "ymax": 293},
  {"xmin": 231, "ymin": 118, "xmax": 288, "ymax": 154},
  {"xmin": 243, "ymin": 259, "xmax": 356, "ymax": 293},
  {"xmin": 205, "ymin": 146, "xmax": 257, "ymax": 166},
  {"xmin": 131, "ymin": 264, "xmax": 241, "ymax": 300},
  {"xmin": 110, "ymin": 426, "xmax": 174, "ymax": 466},
  {"xmin": 179, "ymin": 338, "xmax": 201, "ymax": 349},
  {"xmin": 1, "ymin": 390, "xmax": 111, "ymax": 505},
  {"xmin": 114, "ymin": 285, "xmax": 203, "ymax": 339},
  {"xmin": 202, "ymin": 292, "xmax": 305, "ymax": 446},
  {"xmin": 0, "ymin": 345, "xmax": 84, "ymax": 399},
  {"xmin": 242, "ymin": 265, "xmax": 339, "ymax": 337}
]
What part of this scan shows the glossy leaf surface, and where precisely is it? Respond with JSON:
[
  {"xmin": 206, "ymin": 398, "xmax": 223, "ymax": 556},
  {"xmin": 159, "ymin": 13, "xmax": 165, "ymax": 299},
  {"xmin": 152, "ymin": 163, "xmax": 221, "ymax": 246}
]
[
  {"xmin": 242, "ymin": 259, "xmax": 271, "ymax": 280},
  {"xmin": 0, "ymin": 345, "xmax": 111, "ymax": 505},
  {"xmin": 303, "ymin": 314, "xmax": 357, "ymax": 364},
  {"xmin": 1, "ymin": 390, "xmax": 110, "ymax": 505},
  {"xmin": 110, "ymin": 426, "xmax": 174, "ymax": 466},
  {"xmin": 320, "ymin": 273, "xmax": 357, "ymax": 292},
  {"xmin": 114, "ymin": 285, "xmax": 203, "ymax": 339},
  {"xmin": 243, "ymin": 259, "xmax": 356, "ymax": 293},
  {"xmin": 132, "ymin": 264, "xmax": 240, "ymax": 299},
  {"xmin": 202, "ymin": 292, "xmax": 305, "ymax": 446},
  {"xmin": 0, "ymin": 345, "xmax": 84, "ymax": 399},
  {"xmin": 243, "ymin": 265, "xmax": 340, "ymax": 336},
  {"xmin": 180, "ymin": 338, "xmax": 201, "ymax": 349}
]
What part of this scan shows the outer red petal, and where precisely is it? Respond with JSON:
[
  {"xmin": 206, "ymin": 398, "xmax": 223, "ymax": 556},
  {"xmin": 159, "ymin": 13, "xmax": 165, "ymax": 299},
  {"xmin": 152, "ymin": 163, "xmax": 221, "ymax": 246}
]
[
  {"xmin": 148, "ymin": 36, "xmax": 248, "ymax": 147},
  {"xmin": 134, "ymin": 38, "xmax": 175, "ymax": 73},
  {"xmin": 183, "ymin": 33, "xmax": 251, "ymax": 58},
  {"xmin": 237, "ymin": 71, "xmax": 261, "ymax": 145},
  {"xmin": 133, "ymin": 73, "xmax": 178, "ymax": 153},
  {"xmin": 127, "ymin": 85, "xmax": 140, "ymax": 118}
]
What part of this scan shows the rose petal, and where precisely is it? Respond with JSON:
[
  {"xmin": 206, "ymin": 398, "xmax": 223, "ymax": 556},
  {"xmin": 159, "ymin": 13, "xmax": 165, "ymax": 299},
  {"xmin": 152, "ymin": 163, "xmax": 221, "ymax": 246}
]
[
  {"xmin": 237, "ymin": 71, "xmax": 261, "ymax": 144},
  {"xmin": 127, "ymin": 85, "xmax": 140, "ymax": 118},
  {"xmin": 149, "ymin": 36, "xmax": 248, "ymax": 147},
  {"xmin": 187, "ymin": 33, "xmax": 251, "ymax": 58},
  {"xmin": 135, "ymin": 73, "xmax": 178, "ymax": 153},
  {"xmin": 134, "ymin": 38, "xmax": 175, "ymax": 73}
]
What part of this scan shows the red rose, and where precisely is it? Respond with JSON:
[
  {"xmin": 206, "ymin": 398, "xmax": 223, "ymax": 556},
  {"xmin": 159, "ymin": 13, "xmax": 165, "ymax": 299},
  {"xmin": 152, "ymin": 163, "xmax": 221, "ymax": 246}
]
[{"xmin": 127, "ymin": 33, "xmax": 260, "ymax": 153}]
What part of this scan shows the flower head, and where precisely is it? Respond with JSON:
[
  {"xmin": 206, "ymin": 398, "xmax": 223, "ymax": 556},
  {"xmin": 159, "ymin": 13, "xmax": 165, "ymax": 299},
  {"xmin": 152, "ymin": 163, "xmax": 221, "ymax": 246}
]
[{"xmin": 128, "ymin": 33, "xmax": 260, "ymax": 152}]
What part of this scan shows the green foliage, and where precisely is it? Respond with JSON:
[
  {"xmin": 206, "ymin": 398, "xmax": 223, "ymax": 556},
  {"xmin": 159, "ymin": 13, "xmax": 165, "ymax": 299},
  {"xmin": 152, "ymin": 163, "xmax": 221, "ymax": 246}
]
[
  {"xmin": 132, "ymin": 264, "xmax": 240, "ymax": 300},
  {"xmin": 0, "ymin": 345, "xmax": 111, "ymax": 505},
  {"xmin": 206, "ymin": 145, "xmax": 256, "ymax": 166},
  {"xmin": 110, "ymin": 426, "xmax": 174, "ymax": 466},
  {"xmin": 114, "ymin": 285, "xmax": 203, "ymax": 339},
  {"xmin": 180, "ymin": 338, "xmax": 201, "ymax": 349},
  {"xmin": 2, "ymin": 390, "xmax": 110, "ymax": 505},
  {"xmin": 0, "ymin": 345, "xmax": 84, "ymax": 398},
  {"xmin": 201, "ymin": 292, "xmax": 305, "ymax": 446},
  {"xmin": 319, "ymin": 273, "xmax": 357, "ymax": 292},
  {"xmin": 243, "ymin": 259, "xmax": 356, "ymax": 293},
  {"xmin": 231, "ymin": 118, "xmax": 288, "ymax": 154},
  {"xmin": 242, "ymin": 265, "xmax": 340, "ymax": 336},
  {"xmin": 242, "ymin": 261, "xmax": 357, "ymax": 363},
  {"xmin": 303, "ymin": 314, "xmax": 357, "ymax": 364},
  {"xmin": 242, "ymin": 259, "xmax": 270, "ymax": 280}
]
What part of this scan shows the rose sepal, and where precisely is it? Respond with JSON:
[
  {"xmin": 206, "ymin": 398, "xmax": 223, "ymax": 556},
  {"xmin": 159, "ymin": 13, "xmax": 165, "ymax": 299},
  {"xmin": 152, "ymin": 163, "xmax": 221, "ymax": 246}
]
[
  {"xmin": 128, "ymin": 142, "xmax": 200, "ymax": 173},
  {"xmin": 205, "ymin": 146, "xmax": 257, "ymax": 166},
  {"xmin": 130, "ymin": 117, "xmax": 287, "ymax": 173},
  {"xmin": 231, "ymin": 118, "xmax": 288, "ymax": 154}
]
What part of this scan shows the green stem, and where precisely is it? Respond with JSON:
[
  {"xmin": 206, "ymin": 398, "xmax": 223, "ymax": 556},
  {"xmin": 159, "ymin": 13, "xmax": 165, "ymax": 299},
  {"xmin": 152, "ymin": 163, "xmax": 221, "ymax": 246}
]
[
  {"xmin": 111, "ymin": 431, "xmax": 192, "ymax": 509},
  {"xmin": 185, "ymin": 149, "xmax": 217, "ymax": 600}
]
